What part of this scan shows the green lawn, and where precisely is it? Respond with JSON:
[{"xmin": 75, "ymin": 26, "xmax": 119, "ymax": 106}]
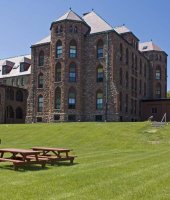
[{"xmin": 0, "ymin": 122, "xmax": 170, "ymax": 200}]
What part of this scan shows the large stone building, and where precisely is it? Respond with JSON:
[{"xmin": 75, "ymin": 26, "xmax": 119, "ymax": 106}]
[{"xmin": 0, "ymin": 10, "xmax": 168, "ymax": 123}]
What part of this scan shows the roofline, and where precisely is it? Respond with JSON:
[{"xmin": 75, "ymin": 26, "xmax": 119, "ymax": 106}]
[
  {"xmin": 31, "ymin": 42, "xmax": 50, "ymax": 48},
  {"xmin": 140, "ymin": 49, "xmax": 168, "ymax": 56},
  {"xmin": 0, "ymin": 54, "xmax": 31, "ymax": 61},
  {"xmin": 87, "ymin": 29, "xmax": 150, "ymax": 61},
  {"xmin": 120, "ymin": 31, "xmax": 140, "ymax": 41},
  {"xmin": 50, "ymin": 19, "xmax": 91, "ymax": 31}
]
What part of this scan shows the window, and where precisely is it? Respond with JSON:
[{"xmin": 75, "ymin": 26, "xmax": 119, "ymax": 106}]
[
  {"xmin": 2, "ymin": 65, "xmax": 12, "ymax": 75},
  {"xmin": 55, "ymin": 87, "xmax": 61, "ymax": 109},
  {"xmin": 68, "ymin": 115, "xmax": 76, "ymax": 121},
  {"xmin": 95, "ymin": 115, "xmax": 103, "ymax": 121},
  {"xmin": 38, "ymin": 73, "xmax": 44, "ymax": 88},
  {"xmin": 97, "ymin": 40, "xmax": 104, "ymax": 58},
  {"xmin": 54, "ymin": 115, "xmax": 60, "ymax": 121},
  {"xmin": 97, "ymin": 65, "xmax": 103, "ymax": 82},
  {"xmin": 155, "ymin": 83, "xmax": 161, "ymax": 98},
  {"xmin": 119, "ymin": 92, "xmax": 122, "ymax": 112},
  {"xmin": 156, "ymin": 67, "xmax": 161, "ymax": 80},
  {"xmin": 144, "ymin": 82, "xmax": 146, "ymax": 97},
  {"xmin": 68, "ymin": 88, "xmax": 76, "ymax": 109},
  {"xmin": 21, "ymin": 77, "xmax": 24, "ymax": 86},
  {"xmin": 126, "ymin": 48, "xmax": 129, "ymax": 64},
  {"xmin": 152, "ymin": 108, "xmax": 157, "ymax": 114},
  {"xmin": 0, "ymin": 94, "xmax": 1, "ymax": 104},
  {"xmin": 120, "ymin": 68, "xmax": 122, "ymax": 85},
  {"xmin": 139, "ymin": 80, "xmax": 142, "ymax": 94},
  {"xmin": 38, "ymin": 95, "xmax": 43, "ymax": 112},
  {"xmin": 10, "ymin": 88, "xmax": 14, "ymax": 100},
  {"xmin": 140, "ymin": 59, "xmax": 142, "ymax": 75},
  {"xmin": 16, "ymin": 90, "xmax": 23, "ymax": 102},
  {"xmin": 38, "ymin": 51, "xmax": 44, "ymax": 66},
  {"xmin": 144, "ymin": 64, "xmax": 147, "ymax": 77},
  {"xmin": 55, "ymin": 62, "xmax": 61, "ymax": 82},
  {"xmin": 69, "ymin": 63, "xmax": 76, "ymax": 82},
  {"xmin": 69, "ymin": 40, "xmax": 77, "ymax": 58},
  {"xmin": 20, "ymin": 62, "xmax": 30, "ymax": 72},
  {"xmin": 69, "ymin": 25, "xmax": 73, "ymax": 33},
  {"xmin": 11, "ymin": 79, "xmax": 14, "ymax": 86},
  {"xmin": 142, "ymin": 46, "xmax": 148, "ymax": 50},
  {"xmin": 132, "ymin": 53, "xmax": 134, "ymax": 68},
  {"xmin": 74, "ymin": 26, "xmax": 78, "ymax": 33},
  {"xmin": 56, "ymin": 40, "xmax": 62, "ymax": 58},
  {"xmin": 135, "ymin": 55, "xmax": 137, "ymax": 70},
  {"xmin": 16, "ymin": 107, "xmax": 23, "ymax": 119},
  {"xmin": 37, "ymin": 117, "xmax": 42, "ymax": 122},
  {"xmin": 56, "ymin": 25, "xmax": 63, "ymax": 34},
  {"xmin": 6, "ymin": 106, "xmax": 14, "ymax": 119},
  {"xmin": 125, "ymin": 94, "xmax": 128, "ymax": 113},
  {"xmin": 120, "ymin": 43, "xmax": 123, "ymax": 61},
  {"xmin": 125, "ymin": 71, "xmax": 128, "ymax": 88},
  {"xmin": 96, "ymin": 91, "xmax": 103, "ymax": 110}
]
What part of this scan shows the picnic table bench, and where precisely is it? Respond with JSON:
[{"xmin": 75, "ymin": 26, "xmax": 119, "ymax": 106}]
[
  {"xmin": 0, "ymin": 148, "xmax": 48, "ymax": 170},
  {"xmin": 32, "ymin": 147, "xmax": 77, "ymax": 165}
]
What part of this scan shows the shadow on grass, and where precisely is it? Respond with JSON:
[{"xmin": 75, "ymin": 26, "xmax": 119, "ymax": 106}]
[
  {"xmin": 0, "ymin": 162, "xmax": 79, "ymax": 171},
  {"xmin": 0, "ymin": 164, "xmax": 49, "ymax": 172}
]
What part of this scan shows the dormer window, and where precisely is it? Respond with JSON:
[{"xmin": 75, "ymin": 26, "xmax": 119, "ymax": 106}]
[
  {"xmin": 143, "ymin": 46, "xmax": 148, "ymax": 50},
  {"xmin": 2, "ymin": 65, "xmax": 12, "ymax": 75},
  {"xmin": 20, "ymin": 62, "xmax": 30, "ymax": 72}
]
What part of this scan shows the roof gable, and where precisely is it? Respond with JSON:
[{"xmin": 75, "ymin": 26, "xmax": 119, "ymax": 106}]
[
  {"xmin": 56, "ymin": 10, "xmax": 83, "ymax": 22},
  {"xmin": 82, "ymin": 11, "xmax": 113, "ymax": 34},
  {"xmin": 139, "ymin": 41, "xmax": 163, "ymax": 52}
]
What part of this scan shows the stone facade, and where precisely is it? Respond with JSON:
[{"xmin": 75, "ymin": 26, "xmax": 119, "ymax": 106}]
[
  {"xmin": 26, "ymin": 10, "xmax": 167, "ymax": 122},
  {"xmin": 0, "ymin": 84, "xmax": 28, "ymax": 124}
]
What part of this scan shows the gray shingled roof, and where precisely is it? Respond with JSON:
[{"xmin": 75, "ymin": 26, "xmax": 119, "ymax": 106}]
[
  {"xmin": 56, "ymin": 10, "xmax": 83, "ymax": 22},
  {"xmin": 0, "ymin": 55, "xmax": 31, "ymax": 78},
  {"xmin": 82, "ymin": 11, "xmax": 113, "ymax": 34},
  {"xmin": 114, "ymin": 25, "xmax": 130, "ymax": 34},
  {"xmin": 139, "ymin": 41, "xmax": 163, "ymax": 52},
  {"xmin": 34, "ymin": 35, "xmax": 51, "ymax": 45}
]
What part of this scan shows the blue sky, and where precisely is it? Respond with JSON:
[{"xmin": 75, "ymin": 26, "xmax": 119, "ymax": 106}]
[{"xmin": 0, "ymin": 0, "xmax": 170, "ymax": 89}]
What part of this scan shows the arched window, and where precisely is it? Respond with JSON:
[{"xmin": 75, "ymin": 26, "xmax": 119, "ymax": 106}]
[
  {"xmin": 69, "ymin": 25, "xmax": 73, "ymax": 33},
  {"xmin": 56, "ymin": 40, "xmax": 62, "ymax": 58},
  {"xmin": 125, "ymin": 71, "xmax": 128, "ymax": 88},
  {"xmin": 38, "ymin": 51, "xmax": 44, "ymax": 66},
  {"xmin": 97, "ymin": 40, "xmax": 104, "ymax": 58},
  {"xmin": 144, "ymin": 64, "xmax": 147, "ymax": 77},
  {"xmin": 16, "ymin": 90, "xmax": 23, "ymax": 102},
  {"xmin": 38, "ymin": 73, "xmax": 44, "ymax": 88},
  {"xmin": 96, "ymin": 91, "xmax": 103, "ymax": 110},
  {"xmin": 125, "ymin": 94, "xmax": 128, "ymax": 113},
  {"xmin": 139, "ymin": 80, "xmax": 142, "ymax": 94},
  {"xmin": 155, "ymin": 83, "xmax": 161, "ymax": 98},
  {"xmin": 0, "ymin": 94, "xmax": 1, "ymax": 104},
  {"xmin": 97, "ymin": 65, "xmax": 103, "ymax": 82},
  {"xmin": 16, "ymin": 107, "xmax": 23, "ymax": 119},
  {"xmin": 6, "ymin": 106, "xmax": 14, "ymax": 118},
  {"xmin": 120, "ymin": 68, "xmax": 122, "ymax": 85},
  {"xmin": 132, "ymin": 53, "xmax": 134, "ymax": 68},
  {"xmin": 135, "ymin": 55, "xmax": 137, "ymax": 70},
  {"xmin": 68, "ymin": 88, "xmax": 76, "ymax": 109},
  {"xmin": 55, "ymin": 62, "xmax": 61, "ymax": 82},
  {"xmin": 126, "ymin": 48, "xmax": 129, "ymax": 64},
  {"xmin": 69, "ymin": 40, "xmax": 77, "ymax": 58},
  {"xmin": 74, "ymin": 26, "xmax": 78, "ymax": 33},
  {"xmin": 119, "ymin": 92, "xmax": 122, "ymax": 111},
  {"xmin": 38, "ymin": 95, "xmax": 43, "ymax": 112},
  {"xmin": 55, "ymin": 87, "xmax": 61, "ymax": 109},
  {"xmin": 140, "ymin": 59, "xmax": 142, "ymax": 75},
  {"xmin": 56, "ymin": 25, "xmax": 63, "ymax": 34},
  {"xmin": 120, "ymin": 43, "xmax": 123, "ymax": 61},
  {"xmin": 10, "ymin": 88, "xmax": 14, "ymax": 100},
  {"xmin": 69, "ymin": 63, "xmax": 76, "ymax": 82},
  {"xmin": 156, "ymin": 66, "xmax": 161, "ymax": 80}
]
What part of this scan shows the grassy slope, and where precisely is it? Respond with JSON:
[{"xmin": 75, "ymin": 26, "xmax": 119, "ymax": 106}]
[{"xmin": 0, "ymin": 122, "xmax": 170, "ymax": 200}]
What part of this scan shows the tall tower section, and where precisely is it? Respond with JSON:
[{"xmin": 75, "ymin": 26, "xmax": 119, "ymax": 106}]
[
  {"xmin": 49, "ymin": 10, "xmax": 90, "ymax": 121},
  {"xmin": 139, "ymin": 41, "xmax": 167, "ymax": 99}
]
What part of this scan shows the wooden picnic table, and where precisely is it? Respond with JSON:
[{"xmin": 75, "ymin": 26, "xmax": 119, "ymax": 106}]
[
  {"xmin": 32, "ymin": 147, "xmax": 76, "ymax": 164},
  {"xmin": 0, "ymin": 148, "xmax": 47, "ymax": 170}
]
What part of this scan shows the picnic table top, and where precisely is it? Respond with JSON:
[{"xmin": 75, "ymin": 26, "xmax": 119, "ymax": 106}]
[
  {"xmin": 0, "ymin": 148, "xmax": 41, "ymax": 154},
  {"xmin": 32, "ymin": 147, "xmax": 71, "ymax": 152}
]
